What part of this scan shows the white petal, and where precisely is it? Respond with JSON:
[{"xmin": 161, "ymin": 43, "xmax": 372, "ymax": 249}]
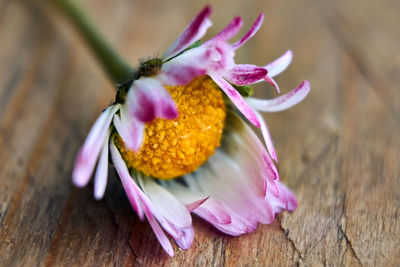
[
  {"xmin": 264, "ymin": 50, "xmax": 293, "ymax": 77},
  {"xmin": 113, "ymin": 106, "xmax": 144, "ymax": 152},
  {"xmin": 127, "ymin": 78, "xmax": 178, "ymax": 123},
  {"xmin": 93, "ymin": 129, "xmax": 111, "ymax": 200},
  {"xmin": 254, "ymin": 111, "xmax": 278, "ymax": 162},
  {"xmin": 210, "ymin": 74, "xmax": 260, "ymax": 127},
  {"xmin": 110, "ymin": 141, "xmax": 144, "ymax": 220},
  {"xmin": 140, "ymin": 177, "xmax": 192, "ymax": 229},
  {"xmin": 72, "ymin": 105, "xmax": 119, "ymax": 187},
  {"xmin": 143, "ymin": 206, "xmax": 175, "ymax": 257},
  {"xmin": 163, "ymin": 6, "xmax": 212, "ymax": 60},
  {"xmin": 246, "ymin": 80, "xmax": 310, "ymax": 112}
]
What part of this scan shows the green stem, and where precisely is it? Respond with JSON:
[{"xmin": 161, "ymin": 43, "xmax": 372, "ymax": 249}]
[{"xmin": 50, "ymin": 0, "xmax": 134, "ymax": 85}]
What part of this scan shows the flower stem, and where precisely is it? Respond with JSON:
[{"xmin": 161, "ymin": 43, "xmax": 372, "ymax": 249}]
[{"xmin": 50, "ymin": 0, "xmax": 134, "ymax": 85}]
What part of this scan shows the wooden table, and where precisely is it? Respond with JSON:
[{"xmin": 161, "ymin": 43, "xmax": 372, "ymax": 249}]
[{"xmin": 1, "ymin": 0, "xmax": 399, "ymax": 266}]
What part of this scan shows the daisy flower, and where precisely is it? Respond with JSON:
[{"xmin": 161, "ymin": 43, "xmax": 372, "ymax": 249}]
[{"xmin": 72, "ymin": 6, "xmax": 310, "ymax": 256}]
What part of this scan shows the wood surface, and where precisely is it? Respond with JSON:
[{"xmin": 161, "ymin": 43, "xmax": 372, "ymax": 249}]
[{"xmin": 0, "ymin": 0, "xmax": 399, "ymax": 266}]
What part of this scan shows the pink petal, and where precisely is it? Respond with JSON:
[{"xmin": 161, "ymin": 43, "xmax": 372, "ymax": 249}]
[
  {"xmin": 113, "ymin": 107, "xmax": 144, "ymax": 152},
  {"xmin": 110, "ymin": 142, "xmax": 144, "ymax": 220},
  {"xmin": 160, "ymin": 180, "xmax": 231, "ymax": 225},
  {"xmin": 185, "ymin": 197, "xmax": 209, "ymax": 212},
  {"xmin": 264, "ymin": 75, "xmax": 280, "ymax": 94},
  {"xmin": 266, "ymin": 181, "xmax": 298, "ymax": 213},
  {"xmin": 246, "ymin": 80, "xmax": 310, "ymax": 112},
  {"xmin": 93, "ymin": 130, "xmax": 111, "ymax": 200},
  {"xmin": 161, "ymin": 41, "xmax": 235, "ymax": 84},
  {"xmin": 226, "ymin": 112, "xmax": 279, "ymax": 183},
  {"xmin": 232, "ymin": 13, "xmax": 264, "ymax": 50},
  {"xmin": 254, "ymin": 111, "xmax": 278, "ymax": 162},
  {"xmin": 210, "ymin": 74, "xmax": 260, "ymax": 127},
  {"xmin": 111, "ymin": 143, "xmax": 184, "ymax": 255},
  {"xmin": 205, "ymin": 40, "xmax": 236, "ymax": 74},
  {"xmin": 143, "ymin": 204, "xmax": 175, "ymax": 257},
  {"xmin": 134, "ymin": 175, "xmax": 183, "ymax": 240},
  {"xmin": 194, "ymin": 201, "xmax": 232, "ymax": 225},
  {"xmin": 140, "ymin": 178, "xmax": 192, "ymax": 229},
  {"xmin": 160, "ymin": 48, "xmax": 208, "ymax": 85},
  {"xmin": 225, "ymin": 64, "xmax": 268, "ymax": 85},
  {"xmin": 169, "ymin": 113, "xmax": 295, "ymax": 237},
  {"xmin": 163, "ymin": 6, "xmax": 212, "ymax": 59},
  {"xmin": 205, "ymin": 16, "xmax": 243, "ymax": 44},
  {"xmin": 187, "ymin": 150, "xmax": 275, "ymax": 235},
  {"xmin": 72, "ymin": 105, "xmax": 119, "ymax": 188},
  {"xmin": 264, "ymin": 50, "xmax": 293, "ymax": 77},
  {"xmin": 249, "ymin": 51, "xmax": 292, "ymax": 90},
  {"xmin": 127, "ymin": 78, "xmax": 178, "ymax": 123},
  {"xmin": 172, "ymin": 225, "xmax": 194, "ymax": 250}
]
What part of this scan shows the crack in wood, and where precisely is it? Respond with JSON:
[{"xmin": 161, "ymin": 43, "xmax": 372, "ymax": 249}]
[
  {"xmin": 277, "ymin": 217, "xmax": 304, "ymax": 263},
  {"xmin": 338, "ymin": 225, "xmax": 363, "ymax": 267},
  {"xmin": 338, "ymin": 194, "xmax": 363, "ymax": 266},
  {"xmin": 0, "ymin": 205, "xmax": 9, "ymax": 229}
]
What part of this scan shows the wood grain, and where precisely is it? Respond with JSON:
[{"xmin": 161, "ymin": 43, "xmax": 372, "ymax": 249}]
[{"xmin": 0, "ymin": 0, "xmax": 399, "ymax": 266}]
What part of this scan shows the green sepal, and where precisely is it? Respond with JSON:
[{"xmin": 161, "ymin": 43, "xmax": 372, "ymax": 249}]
[
  {"xmin": 115, "ymin": 78, "xmax": 135, "ymax": 104},
  {"xmin": 231, "ymin": 84, "xmax": 254, "ymax": 97},
  {"xmin": 163, "ymin": 40, "xmax": 202, "ymax": 63}
]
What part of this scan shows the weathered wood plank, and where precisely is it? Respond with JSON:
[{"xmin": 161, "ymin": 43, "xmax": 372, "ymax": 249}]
[{"xmin": 0, "ymin": 0, "xmax": 399, "ymax": 266}]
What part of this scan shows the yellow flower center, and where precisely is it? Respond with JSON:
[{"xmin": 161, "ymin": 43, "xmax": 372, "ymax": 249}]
[{"xmin": 116, "ymin": 76, "xmax": 226, "ymax": 180}]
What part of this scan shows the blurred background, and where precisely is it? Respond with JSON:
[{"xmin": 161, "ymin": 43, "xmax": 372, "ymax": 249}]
[{"xmin": 0, "ymin": 0, "xmax": 399, "ymax": 266}]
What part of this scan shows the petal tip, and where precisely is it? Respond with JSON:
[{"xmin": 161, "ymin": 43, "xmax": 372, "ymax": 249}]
[
  {"xmin": 94, "ymin": 193, "xmax": 103, "ymax": 201},
  {"xmin": 72, "ymin": 174, "xmax": 87, "ymax": 188},
  {"xmin": 203, "ymin": 5, "xmax": 212, "ymax": 16}
]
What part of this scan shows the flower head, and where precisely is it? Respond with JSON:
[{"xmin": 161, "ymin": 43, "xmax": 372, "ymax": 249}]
[{"xmin": 72, "ymin": 6, "xmax": 310, "ymax": 256}]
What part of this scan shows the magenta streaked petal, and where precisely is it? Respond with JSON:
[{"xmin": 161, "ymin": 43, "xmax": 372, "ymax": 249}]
[
  {"xmin": 160, "ymin": 50, "xmax": 208, "ymax": 85},
  {"xmin": 163, "ymin": 6, "xmax": 212, "ymax": 60},
  {"xmin": 194, "ymin": 200, "xmax": 232, "ymax": 225},
  {"xmin": 162, "ymin": 41, "xmax": 235, "ymax": 82},
  {"xmin": 226, "ymin": 112, "xmax": 279, "ymax": 183},
  {"xmin": 232, "ymin": 13, "xmax": 264, "ymax": 50},
  {"xmin": 185, "ymin": 197, "xmax": 209, "ymax": 212},
  {"xmin": 159, "ymin": 65, "xmax": 206, "ymax": 85},
  {"xmin": 185, "ymin": 150, "xmax": 276, "ymax": 234},
  {"xmin": 173, "ymin": 225, "xmax": 194, "ymax": 250},
  {"xmin": 225, "ymin": 64, "xmax": 268, "ymax": 85},
  {"xmin": 205, "ymin": 16, "xmax": 243, "ymax": 44},
  {"xmin": 141, "ymin": 178, "xmax": 192, "ymax": 229},
  {"xmin": 206, "ymin": 41, "xmax": 236, "ymax": 74},
  {"xmin": 263, "ymin": 153, "xmax": 279, "ymax": 182},
  {"xmin": 127, "ymin": 80, "xmax": 155, "ymax": 122},
  {"xmin": 72, "ymin": 105, "xmax": 119, "ymax": 188},
  {"xmin": 113, "ymin": 107, "xmax": 144, "ymax": 152},
  {"xmin": 264, "ymin": 50, "xmax": 293, "ymax": 77},
  {"xmin": 160, "ymin": 180, "xmax": 231, "ymax": 225},
  {"xmin": 127, "ymin": 78, "xmax": 178, "ymax": 123},
  {"xmin": 246, "ymin": 80, "xmax": 310, "ymax": 112},
  {"xmin": 93, "ymin": 130, "xmax": 111, "ymax": 200},
  {"xmin": 248, "ymin": 51, "xmax": 292, "ymax": 88},
  {"xmin": 254, "ymin": 111, "xmax": 278, "ymax": 162},
  {"xmin": 210, "ymin": 74, "xmax": 260, "ymax": 127},
  {"xmin": 194, "ymin": 203, "xmax": 249, "ymax": 235},
  {"xmin": 267, "ymin": 181, "xmax": 298, "ymax": 213},
  {"xmin": 143, "ymin": 204, "xmax": 175, "ymax": 257},
  {"xmin": 264, "ymin": 75, "xmax": 280, "ymax": 94},
  {"xmin": 110, "ymin": 142, "xmax": 144, "ymax": 220},
  {"xmin": 109, "ymin": 152, "xmax": 181, "ymax": 240}
]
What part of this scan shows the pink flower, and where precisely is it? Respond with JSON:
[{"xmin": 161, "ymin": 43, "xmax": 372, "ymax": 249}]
[{"xmin": 72, "ymin": 6, "xmax": 310, "ymax": 257}]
